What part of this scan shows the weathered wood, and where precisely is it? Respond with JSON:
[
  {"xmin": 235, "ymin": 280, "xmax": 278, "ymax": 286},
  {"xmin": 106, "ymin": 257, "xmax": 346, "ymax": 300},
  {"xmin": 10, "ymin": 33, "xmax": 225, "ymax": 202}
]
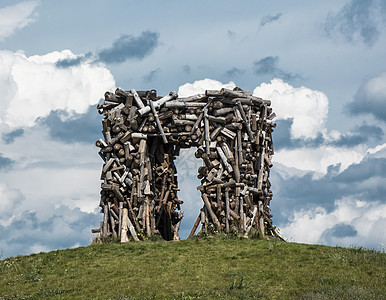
[
  {"xmin": 188, "ymin": 213, "xmax": 201, "ymax": 239},
  {"xmin": 202, "ymin": 193, "xmax": 221, "ymax": 231},
  {"xmin": 138, "ymin": 91, "xmax": 177, "ymax": 116},
  {"xmin": 237, "ymin": 101, "xmax": 255, "ymax": 143},
  {"xmin": 127, "ymin": 215, "xmax": 139, "ymax": 241},
  {"xmin": 214, "ymin": 107, "xmax": 233, "ymax": 116},
  {"xmin": 225, "ymin": 188, "xmax": 230, "ymax": 233},
  {"xmin": 120, "ymin": 208, "xmax": 129, "ymax": 242},
  {"xmin": 173, "ymin": 211, "xmax": 183, "ymax": 241},
  {"xmin": 165, "ymin": 101, "xmax": 206, "ymax": 108},
  {"xmin": 216, "ymin": 184, "xmax": 222, "ymax": 212},
  {"xmin": 149, "ymin": 100, "xmax": 167, "ymax": 144},
  {"xmin": 216, "ymin": 146, "xmax": 233, "ymax": 173},
  {"xmin": 245, "ymin": 206, "xmax": 258, "ymax": 236},
  {"xmin": 204, "ymin": 108, "xmax": 210, "ymax": 155},
  {"xmin": 145, "ymin": 196, "xmax": 151, "ymax": 237},
  {"xmin": 130, "ymin": 89, "xmax": 145, "ymax": 109},
  {"xmin": 258, "ymin": 201, "xmax": 265, "ymax": 238},
  {"xmin": 118, "ymin": 202, "xmax": 123, "ymax": 239},
  {"xmin": 108, "ymin": 202, "xmax": 117, "ymax": 238},
  {"xmin": 103, "ymin": 204, "xmax": 108, "ymax": 238},
  {"xmin": 176, "ymin": 94, "xmax": 206, "ymax": 102}
]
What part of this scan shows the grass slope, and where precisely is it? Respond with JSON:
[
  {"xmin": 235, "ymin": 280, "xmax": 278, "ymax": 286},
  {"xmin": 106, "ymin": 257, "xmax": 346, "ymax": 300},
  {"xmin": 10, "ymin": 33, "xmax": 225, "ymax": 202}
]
[{"xmin": 0, "ymin": 236, "xmax": 385, "ymax": 299}]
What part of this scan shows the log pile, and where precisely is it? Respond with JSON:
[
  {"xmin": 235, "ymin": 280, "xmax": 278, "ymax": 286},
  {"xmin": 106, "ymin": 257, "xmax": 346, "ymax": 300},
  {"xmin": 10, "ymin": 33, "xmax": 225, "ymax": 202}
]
[{"xmin": 92, "ymin": 87, "xmax": 279, "ymax": 241}]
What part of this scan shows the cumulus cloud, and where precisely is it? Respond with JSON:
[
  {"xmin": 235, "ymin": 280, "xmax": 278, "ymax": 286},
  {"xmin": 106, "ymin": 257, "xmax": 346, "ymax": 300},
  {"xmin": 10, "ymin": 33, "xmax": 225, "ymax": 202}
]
[
  {"xmin": 97, "ymin": 31, "xmax": 159, "ymax": 64},
  {"xmin": 178, "ymin": 78, "xmax": 236, "ymax": 97},
  {"xmin": 323, "ymin": 0, "xmax": 386, "ymax": 46},
  {"xmin": 253, "ymin": 56, "xmax": 301, "ymax": 81},
  {"xmin": 274, "ymin": 146, "xmax": 365, "ymax": 175},
  {"xmin": 0, "ymin": 49, "xmax": 115, "ymax": 128},
  {"xmin": 271, "ymin": 151, "xmax": 386, "ymax": 232},
  {"xmin": 279, "ymin": 198, "xmax": 386, "ymax": 249},
  {"xmin": 253, "ymin": 78, "xmax": 329, "ymax": 139},
  {"xmin": 260, "ymin": 13, "xmax": 282, "ymax": 27},
  {"xmin": 0, "ymin": 1, "xmax": 39, "ymax": 41},
  {"xmin": 0, "ymin": 206, "xmax": 100, "ymax": 258},
  {"xmin": 274, "ymin": 119, "xmax": 384, "ymax": 150},
  {"xmin": 0, "ymin": 123, "xmax": 115, "ymax": 258},
  {"xmin": 0, "ymin": 182, "xmax": 23, "ymax": 227},
  {"xmin": 346, "ymin": 72, "xmax": 386, "ymax": 122}
]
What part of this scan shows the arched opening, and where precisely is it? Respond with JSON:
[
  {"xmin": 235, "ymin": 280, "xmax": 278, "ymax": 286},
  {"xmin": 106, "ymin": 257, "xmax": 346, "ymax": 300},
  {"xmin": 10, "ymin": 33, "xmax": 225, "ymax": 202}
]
[{"xmin": 174, "ymin": 148, "xmax": 202, "ymax": 239}]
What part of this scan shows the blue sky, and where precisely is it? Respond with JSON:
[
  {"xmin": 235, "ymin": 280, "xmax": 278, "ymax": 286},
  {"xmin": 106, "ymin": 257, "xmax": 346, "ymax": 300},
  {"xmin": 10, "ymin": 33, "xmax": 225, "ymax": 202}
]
[{"xmin": 0, "ymin": 0, "xmax": 385, "ymax": 258}]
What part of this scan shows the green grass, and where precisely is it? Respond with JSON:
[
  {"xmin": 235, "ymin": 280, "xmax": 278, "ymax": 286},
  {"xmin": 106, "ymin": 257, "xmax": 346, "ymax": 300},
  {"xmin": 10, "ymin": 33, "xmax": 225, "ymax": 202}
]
[{"xmin": 0, "ymin": 236, "xmax": 385, "ymax": 299}]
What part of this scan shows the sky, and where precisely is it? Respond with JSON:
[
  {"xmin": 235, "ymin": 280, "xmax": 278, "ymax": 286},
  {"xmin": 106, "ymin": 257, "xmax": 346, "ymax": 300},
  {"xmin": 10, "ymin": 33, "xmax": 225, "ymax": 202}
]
[{"xmin": 0, "ymin": 0, "xmax": 385, "ymax": 258}]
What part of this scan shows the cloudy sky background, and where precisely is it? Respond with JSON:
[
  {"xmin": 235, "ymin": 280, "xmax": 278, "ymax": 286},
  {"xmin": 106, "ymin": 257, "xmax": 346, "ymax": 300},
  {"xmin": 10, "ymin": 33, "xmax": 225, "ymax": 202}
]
[{"xmin": 1, "ymin": 0, "xmax": 385, "ymax": 258}]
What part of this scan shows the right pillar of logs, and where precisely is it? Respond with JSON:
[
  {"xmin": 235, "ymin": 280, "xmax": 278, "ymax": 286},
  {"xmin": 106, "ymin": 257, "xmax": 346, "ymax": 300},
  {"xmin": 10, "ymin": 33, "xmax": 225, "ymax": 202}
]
[{"xmin": 94, "ymin": 87, "xmax": 279, "ymax": 242}]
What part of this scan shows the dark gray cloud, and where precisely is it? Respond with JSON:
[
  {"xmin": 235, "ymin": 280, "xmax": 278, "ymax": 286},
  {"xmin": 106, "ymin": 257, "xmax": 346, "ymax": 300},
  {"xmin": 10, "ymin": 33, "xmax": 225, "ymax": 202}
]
[
  {"xmin": 346, "ymin": 74, "xmax": 386, "ymax": 122},
  {"xmin": 2, "ymin": 128, "xmax": 24, "ymax": 144},
  {"xmin": 38, "ymin": 106, "xmax": 102, "ymax": 144},
  {"xmin": 253, "ymin": 56, "xmax": 301, "ymax": 81},
  {"xmin": 0, "ymin": 153, "xmax": 14, "ymax": 169},
  {"xmin": 224, "ymin": 67, "xmax": 245, "ymax": 78},
  {"xmin": 335, "ymin": 157, "xmax": 386, "ymax": 183},
  {"xmin": 56, "ymin": 56, "xmax": 84, "ymax": 68},
  {"xmin": 97, "ymin": 31, "xmax": 159, "ymax": 64},
  {"xmin": 0, "ymin": 207, "xmax": 100, "ymax": 258},
  {"xmin": 55, "ymin": 52, "xmax": 93, "ymax": 68},
  {"xmin": 271, "ymin": 157, "xmax": 386, "ymax": 225},
  {"xmin": 55, "ymin": 31, "xmax": 159, "ymax": 68},
  {"xmin": 182, "ymin": 64, "xmax": 191, "ymax": 74},
  {"xmin": 323, "ymin": 0, "xmax": 386, "ymax": 47},
  {"xmin": 330, "ymin": 123, "xmax": 384, "ymax": 146},
  {"xmin": 329, "ymin": 223, "xmax": 358, "ymax": 238},
  {"xmin": 319, "ymin": 223, "xmax": 358, "ymax": 245},
  {"xmin": 274, "ymin": 119, "xmax": 384, "ymax": 150},
  {"xmin": 273, "ymin": 119, "xmax": 324, "ymax": 150},
  {"xmin": 143, "ymin": 68, "xmax": 161, "ymax": 83},
  {"xmin": 260, "ymin": 13, "xmax": 282, "ymax": 27}
]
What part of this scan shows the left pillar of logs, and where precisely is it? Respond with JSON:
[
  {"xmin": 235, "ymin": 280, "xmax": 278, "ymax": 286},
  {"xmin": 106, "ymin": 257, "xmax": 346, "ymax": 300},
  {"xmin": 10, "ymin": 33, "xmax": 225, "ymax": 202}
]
[{"xmin": 93, "ymin": 88, "xmax": 182, "ymax": 242}]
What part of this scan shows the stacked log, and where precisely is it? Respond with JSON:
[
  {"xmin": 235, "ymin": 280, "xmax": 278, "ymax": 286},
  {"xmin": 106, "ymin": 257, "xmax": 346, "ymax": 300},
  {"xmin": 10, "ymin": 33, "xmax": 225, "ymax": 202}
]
[{"xmin": 93, "ymin": 87, "xmax": 279, "ymax": 241}]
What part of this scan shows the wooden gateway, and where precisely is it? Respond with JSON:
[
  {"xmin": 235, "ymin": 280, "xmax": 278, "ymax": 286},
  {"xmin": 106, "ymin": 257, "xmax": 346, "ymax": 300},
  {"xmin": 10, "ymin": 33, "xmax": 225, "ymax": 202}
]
[{"xmin": 93, "ymin": 87, "xmax": 279, "ymax": 242}]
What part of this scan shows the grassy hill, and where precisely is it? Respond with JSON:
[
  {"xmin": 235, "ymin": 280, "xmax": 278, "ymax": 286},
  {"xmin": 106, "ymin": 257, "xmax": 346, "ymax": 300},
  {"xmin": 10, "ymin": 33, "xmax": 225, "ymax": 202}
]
[{"xmin": 0, "ymin": 236, "xmax": 385, "ymax": 299}]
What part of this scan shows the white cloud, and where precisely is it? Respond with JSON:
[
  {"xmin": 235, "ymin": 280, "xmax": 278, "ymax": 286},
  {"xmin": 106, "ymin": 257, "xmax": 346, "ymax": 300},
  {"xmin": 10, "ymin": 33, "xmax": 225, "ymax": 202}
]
[
  {"xmin": 367, "ymin": 143, "xmax": 386, "ymax": 158},
  {"xmin": 273, "ymin": 145, "xmax": 366, "ymax": 175},
  {"xmin": 178, "ymin": 78, "xmax": 236, "ymax": 97},
  {"xmin": 280, "ymin": 198, "xmax": 386, "ymax": 249},
  {"xmin": 0, "ymin": 49, "xmax": 115, "ymax": 257},
  {"xmin": 0, "ymin": 126, "xmax": 101, "ymax": 213},
  {"xmin": 0, "ymin": 49, "xmax": 115, "ymax": 128},
  {"xmin": 253, "ymin": 78, "xmax": 329, "ymax": 139},
  {"xmin": 0, "ymin": 1, "xmax": 39, "ymax": 41},
  {"xmin": 0, "ymin": 127, "xmax": 101, "ymax": 258},
  {"xmin": 0, "ymin": 182, "xmax": 23, "ymax": 226}
]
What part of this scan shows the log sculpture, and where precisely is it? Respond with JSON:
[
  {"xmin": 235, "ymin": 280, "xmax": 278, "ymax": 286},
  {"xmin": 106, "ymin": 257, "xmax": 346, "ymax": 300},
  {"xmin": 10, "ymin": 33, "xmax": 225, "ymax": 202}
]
[{"xmin": 92, "ymin": 87, "xmax": 279, "ymax": 241}]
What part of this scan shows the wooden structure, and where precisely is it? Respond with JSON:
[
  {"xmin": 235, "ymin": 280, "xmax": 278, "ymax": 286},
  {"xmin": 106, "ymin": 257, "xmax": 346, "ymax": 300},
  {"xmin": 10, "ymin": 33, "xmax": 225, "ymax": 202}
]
[{"xmin": 93, "ymin": 87, "xmax": 279, "ymax": 241}]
